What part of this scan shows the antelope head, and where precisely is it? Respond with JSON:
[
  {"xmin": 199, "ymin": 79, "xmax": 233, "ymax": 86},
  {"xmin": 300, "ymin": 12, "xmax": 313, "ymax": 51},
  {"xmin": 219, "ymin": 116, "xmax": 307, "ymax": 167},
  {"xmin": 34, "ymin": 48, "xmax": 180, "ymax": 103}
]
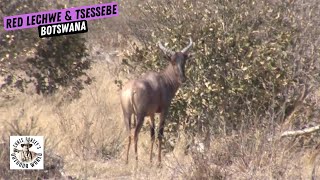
[{"xmin": 158, "ymin": 38, "xmax": 193, "ymax": 83}]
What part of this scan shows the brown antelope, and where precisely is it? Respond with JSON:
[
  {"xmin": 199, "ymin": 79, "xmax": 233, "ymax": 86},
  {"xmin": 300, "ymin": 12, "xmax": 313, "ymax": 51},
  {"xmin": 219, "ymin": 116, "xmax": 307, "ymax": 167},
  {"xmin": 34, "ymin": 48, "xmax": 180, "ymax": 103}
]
[{"xmin": 120, "ymin": 38, "xmax": 193, "ymax": 164}]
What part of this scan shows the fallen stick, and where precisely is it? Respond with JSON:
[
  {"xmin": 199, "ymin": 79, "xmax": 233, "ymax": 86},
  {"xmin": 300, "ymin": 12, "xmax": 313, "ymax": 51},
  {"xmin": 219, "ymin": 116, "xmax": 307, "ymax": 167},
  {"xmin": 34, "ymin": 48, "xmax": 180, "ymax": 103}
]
[{"xmin": 281, "ymin": 125, "xmax": 320, "ymax": 137}]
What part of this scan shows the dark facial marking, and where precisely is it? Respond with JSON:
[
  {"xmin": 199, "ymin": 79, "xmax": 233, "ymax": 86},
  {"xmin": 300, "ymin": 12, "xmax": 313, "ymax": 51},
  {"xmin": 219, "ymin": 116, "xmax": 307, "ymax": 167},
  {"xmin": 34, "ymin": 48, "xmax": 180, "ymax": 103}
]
[{"xmin": 171, "ymin": 52, "xmax": 188, "ymax": 83}]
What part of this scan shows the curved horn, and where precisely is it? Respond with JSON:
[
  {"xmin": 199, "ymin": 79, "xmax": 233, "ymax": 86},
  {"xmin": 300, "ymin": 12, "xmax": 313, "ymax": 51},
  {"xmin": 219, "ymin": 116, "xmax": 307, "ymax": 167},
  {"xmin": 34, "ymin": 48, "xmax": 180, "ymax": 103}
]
[
  {"xmin": 158, "ymin": 41, "xmax": 175, "ymax": 56},
  {"xmin": 181, "ymin": 38, "xmax": 193, "ymax": 54}
]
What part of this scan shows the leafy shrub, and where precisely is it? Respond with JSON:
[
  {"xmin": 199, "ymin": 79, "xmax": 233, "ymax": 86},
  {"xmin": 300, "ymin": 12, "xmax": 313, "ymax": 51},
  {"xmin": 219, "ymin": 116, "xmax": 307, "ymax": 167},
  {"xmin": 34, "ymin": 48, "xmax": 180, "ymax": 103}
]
[
  {"xmin": 26, "ymin": 35, "xmax": 91, "ymax": 96},
  {"xmin": 0, "ymin": 1, "xmax": 92, "ymax": 98},
  {"xmin": 120, "ymin": 0, "xmax": 320, "ymax": 147}
]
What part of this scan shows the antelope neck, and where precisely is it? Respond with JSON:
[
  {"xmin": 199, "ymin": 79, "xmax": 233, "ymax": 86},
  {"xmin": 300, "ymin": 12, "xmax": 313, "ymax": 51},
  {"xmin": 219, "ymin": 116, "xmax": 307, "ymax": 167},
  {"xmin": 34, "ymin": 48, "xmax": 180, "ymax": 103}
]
[{"xmin": 161, "ymin": 63, "xmax": 181, "ymax": 97}]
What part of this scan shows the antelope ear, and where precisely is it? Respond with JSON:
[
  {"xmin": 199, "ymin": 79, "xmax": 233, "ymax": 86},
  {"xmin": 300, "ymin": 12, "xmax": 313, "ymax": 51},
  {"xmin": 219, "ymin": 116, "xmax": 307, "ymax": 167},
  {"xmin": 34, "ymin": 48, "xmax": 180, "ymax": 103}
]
[
  {"xmin": 169, "ymin": 55, "xmax": 177, "ymax": 64},
  {"xmin": 164, "ymin": 53, "xmax": 176, "ymax": 63},
  {"xmin": 184, "ymin": 52, "xmax": 194, "ymax": 60},
  {"xmin": 162, "ymin": 53, "xmax": 171, "ymax": 62}
]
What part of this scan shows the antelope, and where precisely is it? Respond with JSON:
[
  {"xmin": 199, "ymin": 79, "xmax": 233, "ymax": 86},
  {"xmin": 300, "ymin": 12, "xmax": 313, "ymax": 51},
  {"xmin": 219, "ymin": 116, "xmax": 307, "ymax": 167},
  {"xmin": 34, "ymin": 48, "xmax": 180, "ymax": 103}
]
[{"xmin": 120, "ymin": 38, "xmax": 193, "ymax": 164}]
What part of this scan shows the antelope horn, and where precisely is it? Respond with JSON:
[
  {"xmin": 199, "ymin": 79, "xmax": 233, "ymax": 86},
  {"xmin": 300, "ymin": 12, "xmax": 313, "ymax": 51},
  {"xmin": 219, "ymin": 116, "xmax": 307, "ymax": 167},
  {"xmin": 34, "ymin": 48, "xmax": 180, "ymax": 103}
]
[
  {"xmin": 158, "ymin": 41, "xmax": 175, "ymax": 56},
  {"xmin": 181, "ymin": 37, "xmax": 193, "ymax": 54}
]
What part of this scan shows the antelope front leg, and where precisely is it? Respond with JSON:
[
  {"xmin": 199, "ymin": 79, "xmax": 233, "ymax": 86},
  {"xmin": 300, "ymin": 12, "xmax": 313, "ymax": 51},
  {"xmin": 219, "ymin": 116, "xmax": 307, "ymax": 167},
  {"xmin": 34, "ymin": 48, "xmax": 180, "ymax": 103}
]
[
  {"xmin": 149, "ymin": 114, "xmax": 155, "ymax": 163},
  {"xmin": 123, "ymin": 113, "xmax": 132, "ymax": 164},
  {"xmin": 158, "ymin": 110, "xmax": 167, "ymax": 164},
  {"xmin": 133, "ymin": 115, "xmax": 136, "ymax": 128},
  {"xmin": 134, "ymin": 114, "xmax": 145, "ymax": 162}
]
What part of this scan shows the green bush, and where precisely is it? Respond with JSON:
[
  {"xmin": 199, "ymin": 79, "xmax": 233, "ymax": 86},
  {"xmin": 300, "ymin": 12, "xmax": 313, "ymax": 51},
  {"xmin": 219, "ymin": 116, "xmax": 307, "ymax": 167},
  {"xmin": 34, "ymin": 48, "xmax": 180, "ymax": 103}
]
[
  {"xmin": 26, "ymin": 35, "xmax": 91, "ymax": 96},
  {"xmin": 120, "ymin": 0, "xmax": 320, "ymax": 144},
  {"xmin": 0, "ymin": 1, "xmax": 92, "ymax": 97}
]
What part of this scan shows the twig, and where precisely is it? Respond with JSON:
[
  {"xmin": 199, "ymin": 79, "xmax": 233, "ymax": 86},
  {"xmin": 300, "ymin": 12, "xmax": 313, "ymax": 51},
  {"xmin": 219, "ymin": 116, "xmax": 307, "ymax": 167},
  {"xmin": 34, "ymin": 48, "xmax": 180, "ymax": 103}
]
[{"xmin": 281, "ymin": 125, "xmax": 320, "ymax": 137}]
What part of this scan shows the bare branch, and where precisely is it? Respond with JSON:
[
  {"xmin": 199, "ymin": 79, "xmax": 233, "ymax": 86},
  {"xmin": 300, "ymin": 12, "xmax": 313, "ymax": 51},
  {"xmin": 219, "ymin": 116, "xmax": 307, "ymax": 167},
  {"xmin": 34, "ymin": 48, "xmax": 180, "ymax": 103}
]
[{"xmin": 281, "ymin": 125, "xmax": 320, "ymax": 137}]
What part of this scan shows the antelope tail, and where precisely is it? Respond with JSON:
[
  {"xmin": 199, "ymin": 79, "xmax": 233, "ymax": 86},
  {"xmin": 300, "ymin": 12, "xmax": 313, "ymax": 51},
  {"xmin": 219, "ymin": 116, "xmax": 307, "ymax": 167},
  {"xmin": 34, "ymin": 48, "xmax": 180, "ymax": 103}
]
[{"xmin": 131, "ymin": 90, "xmax": 137, "ymax": 127}]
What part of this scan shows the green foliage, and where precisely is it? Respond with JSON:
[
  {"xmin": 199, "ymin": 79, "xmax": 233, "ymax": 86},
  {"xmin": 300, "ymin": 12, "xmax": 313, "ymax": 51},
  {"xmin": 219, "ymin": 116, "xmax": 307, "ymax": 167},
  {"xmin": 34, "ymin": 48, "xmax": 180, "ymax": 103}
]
[
  {"xmin": 0, "ymin": 1, "xmax": 49, "ymax": 91},
  {"xmin": 121, "ymin": 0, "xmax": 320, "ymax": 140},
  {"xmin": 26, "ymin": 35, "xmax": 91, "ymax": 96},
  {"xmin": 0, "ymin": 1, "xmax": 92, "ymax": 97},
  {"xmin": 0, "ymin": 1, "xmax": 65, "ymax": 64}
]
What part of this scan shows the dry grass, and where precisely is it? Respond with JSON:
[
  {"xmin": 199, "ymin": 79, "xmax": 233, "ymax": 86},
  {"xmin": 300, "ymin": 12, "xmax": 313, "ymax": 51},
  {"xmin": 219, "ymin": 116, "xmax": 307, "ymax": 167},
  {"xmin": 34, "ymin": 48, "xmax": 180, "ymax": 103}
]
[
  {"xmin": 1, "ymin": 55, "xmax": 320, "ymax": 180},
  {"xmin": 1, "ymin": 0, "xmax": 320, "ymax": 179},
  {"xmin": 0, "ymin": 61, "xmax": 192, "ymax": 179}
]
